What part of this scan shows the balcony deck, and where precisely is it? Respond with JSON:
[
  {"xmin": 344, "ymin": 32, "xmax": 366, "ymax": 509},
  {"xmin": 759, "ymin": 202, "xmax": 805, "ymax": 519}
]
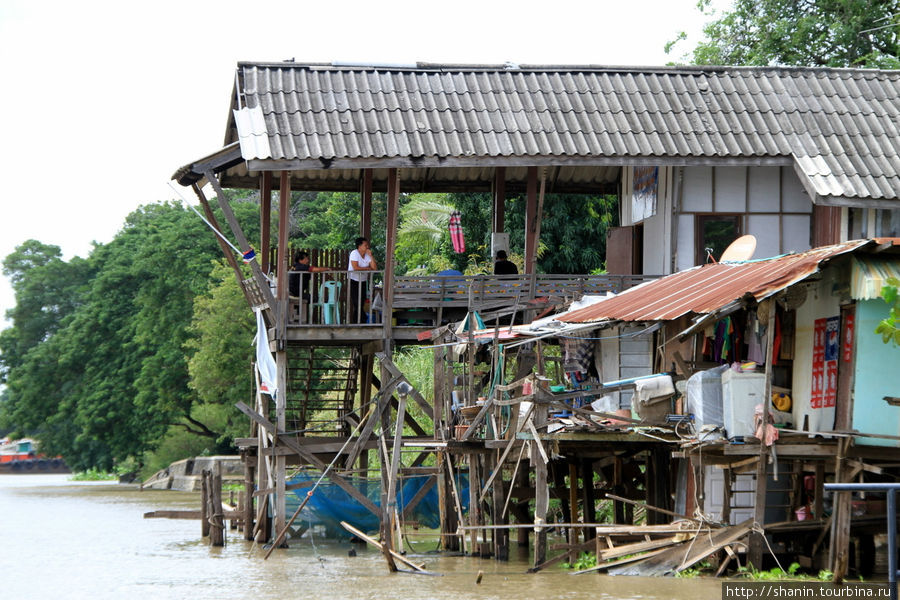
[{"xmin": 276, "ymin": 272, "xmax": 657, "ymax": 345}]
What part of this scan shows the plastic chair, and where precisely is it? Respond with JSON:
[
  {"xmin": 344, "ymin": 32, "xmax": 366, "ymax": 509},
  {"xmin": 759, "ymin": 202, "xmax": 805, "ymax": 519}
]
[{"xmin": 317, "ymin": 280, "xmax": 342, "ymax": 324}]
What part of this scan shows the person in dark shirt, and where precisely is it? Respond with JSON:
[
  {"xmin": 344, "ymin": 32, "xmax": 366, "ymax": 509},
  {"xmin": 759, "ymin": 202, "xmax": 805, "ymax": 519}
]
[
  {"xmin": 493, "ymin": 250, "xmax": 519, "ymax": 275},
  {"xmin": 289, "ymin": 251, "xmax": 327, "ymax": 300}
]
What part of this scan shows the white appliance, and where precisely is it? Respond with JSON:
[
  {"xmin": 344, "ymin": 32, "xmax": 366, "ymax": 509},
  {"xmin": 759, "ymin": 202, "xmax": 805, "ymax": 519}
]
[{"xmin": 722, "ymin": 370, "xmax": 766, "ymax": 439}]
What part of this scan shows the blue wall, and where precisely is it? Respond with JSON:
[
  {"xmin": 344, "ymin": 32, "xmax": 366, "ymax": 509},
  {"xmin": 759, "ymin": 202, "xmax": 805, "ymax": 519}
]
[{"xmin": 852, "ymin": 300, "xmax": 900, "ymax": 447}]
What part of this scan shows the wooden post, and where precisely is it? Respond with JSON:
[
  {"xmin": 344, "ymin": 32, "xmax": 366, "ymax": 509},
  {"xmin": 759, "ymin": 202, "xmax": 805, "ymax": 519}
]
[
  {"xmin": 492, "ymin": 167, "xmax": 506, "ymax": 234},
  {"xmin": 243, "ymin": 457, "xmax": 255, "ymax": 540},
  {"xmin": 830, "ymin": 438, "xmax": 853, "ymax": 581},
  {"xmin": 383, "ymin": 168, "xmax": 399, "ymax": 340},
  {"xmin": 722, "ymin": 468, "xmax": 733, "ymax": 525},
  {"xmin": 581, "ymin": 460, "xmax": 596, "ymax": 540},
  {"xmin": 260, "ymin": 171, "xmax": 272, "ymax": 274},
  {"xmin": 468, "ymin": 453, "xmax": 480, "ymax": 554},
  {"xmin": 749, "ymin": 299, "xmax": 777, "ymax": 568},
  {"xmin": 533, "ymin": 395, "xmax": 549, "ymax": 567},
  {"xmin": 360, "ymin": 169, "xmax": 373, "ymax": 241},
  {"xmin": 568, "ymin": 462, "xmax": 580, "ymax": 562},
  {"xmin": 515, "ymin": 463, "xmax": 530, "ymax": 546},
  {"xmin": 524, "ymin": 166, "xmax": 538, "ymax": 274},
  {"xmin": 201, "ymin": 470, "xmax": 210, "ymax": 538},
  {"xmin": 492, "ymin": 451, "xmax": 509, "ymax": 560},
  {"xmin": 207, "ymin": 467, "xmax": 225, "ymax": 547},
  {"xmin": 383, "ymin": 394, "xmax": 407, "ymax": 557}
]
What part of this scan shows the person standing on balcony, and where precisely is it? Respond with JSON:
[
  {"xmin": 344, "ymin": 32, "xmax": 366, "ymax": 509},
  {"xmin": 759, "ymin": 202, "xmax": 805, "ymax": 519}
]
[
  {"xmin": 493, "ymin": 250, "xmax": 518, "ymax": 275},
  {"xmin": 348, "ymin": 237, "xmax": 377, "ymax": 323}
]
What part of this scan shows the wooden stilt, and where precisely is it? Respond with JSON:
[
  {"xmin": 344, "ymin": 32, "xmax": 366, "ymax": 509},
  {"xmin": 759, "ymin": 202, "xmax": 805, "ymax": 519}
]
[
  {"xmin": 492, "ymin": 453, "xmax": 509, "ymax": 560},
  {"xmin": 243, "ymin": 458, "xmax": 255, "ymax": 540},
  {"xmin": 568, "ymin": 462, "xmax": 579, "ymax": 563},
  {"xmin": 581, "ymin": 460, "xmax": 596, "ymax": 541},
  {"xmin": 201, "ymin": 470, "xmax": 210, "ymax": 538},
  {"xmin": 532, "ymin": 397, "xmax": 549, "ymax": 567}
]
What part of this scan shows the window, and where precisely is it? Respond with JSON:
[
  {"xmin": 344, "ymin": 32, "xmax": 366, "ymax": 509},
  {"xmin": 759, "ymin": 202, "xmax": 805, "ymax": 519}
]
[{"xmin": 696, "ymin": 214, "xmax": 741, "ymax": 264}]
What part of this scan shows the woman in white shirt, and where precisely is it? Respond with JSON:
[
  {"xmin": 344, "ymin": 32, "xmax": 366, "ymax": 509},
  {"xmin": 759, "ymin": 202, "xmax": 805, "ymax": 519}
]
[{"xmin": 348, "ymin": 237, "xmax": 377, "ymax": 323}]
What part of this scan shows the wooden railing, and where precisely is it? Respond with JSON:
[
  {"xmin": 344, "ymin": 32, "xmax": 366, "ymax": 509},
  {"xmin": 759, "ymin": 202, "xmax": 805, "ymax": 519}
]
[{"xmin": 285, "ymin": 272, "xmax": 657, "ymax": 327}]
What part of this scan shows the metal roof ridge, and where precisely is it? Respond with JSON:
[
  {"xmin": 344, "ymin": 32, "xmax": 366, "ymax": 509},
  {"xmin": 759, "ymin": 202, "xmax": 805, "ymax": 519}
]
[{"xmin": 235, "ymin": 61, "xmax": 900, "ymax": 76}]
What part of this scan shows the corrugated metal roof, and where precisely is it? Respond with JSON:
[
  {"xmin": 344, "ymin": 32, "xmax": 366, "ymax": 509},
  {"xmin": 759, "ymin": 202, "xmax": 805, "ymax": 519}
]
[
  {"xmin": 228, "ymin": 62, "xmax": 900, "ymax": 202},
  {"xmin": 560, "ymin": 240, "xmax": 875, "ymax": 323}
]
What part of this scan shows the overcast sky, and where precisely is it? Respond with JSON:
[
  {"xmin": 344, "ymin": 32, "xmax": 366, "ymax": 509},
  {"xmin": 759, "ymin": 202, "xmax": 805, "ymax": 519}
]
[{"xmin": 0, "ymin": 0, "xmax": 727, "ymax": 326}]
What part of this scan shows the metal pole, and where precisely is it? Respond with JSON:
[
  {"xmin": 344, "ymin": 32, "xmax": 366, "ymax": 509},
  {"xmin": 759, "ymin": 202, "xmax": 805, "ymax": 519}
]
[{"xmin": 889, "ymin": 488, "xmax": 897, "ymax": 600}]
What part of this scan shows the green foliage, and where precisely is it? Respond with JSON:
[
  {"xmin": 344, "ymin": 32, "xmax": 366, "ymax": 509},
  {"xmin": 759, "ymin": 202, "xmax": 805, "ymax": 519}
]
[
  {"xmin": 875, "ymin": 276, "xmax": 900, "ymax": 346},
  {"xmin": 69, "ymin": 468, "xmax": 118, "ymax": 481},
  {"xmin": 448, "ymin": 192, "xmax": 617, "ymax": 274},
  {"xmin": 737, "ymin": 562, "xmax": 825, "ymax": 581},
  {"xmin": 185, "ymin": 261, "xmax": 255, "ymax": 445},
  {"xmin": 395, "ymin": 196, "xmax": 455, "ymax": 274},
  {"xmin": 562, "ymin": 551, "xmax": 597, "ymax": 570},
  {"xmin": 676, "ymin": 561, "xmax": 712, "ymax": 578},
  {"xmin": 669, "ymin": 0, "xmax": 900, "ymax": 68},
  {"xmin": 0, "ymin": 196, "xmax": 261, "ymax": 471}
]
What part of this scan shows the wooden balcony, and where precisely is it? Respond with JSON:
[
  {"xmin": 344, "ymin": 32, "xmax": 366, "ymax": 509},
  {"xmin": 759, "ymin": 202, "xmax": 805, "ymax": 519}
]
[{"xmin": 275, "ymin": 271, "xmax": 657, "ymax": 344}]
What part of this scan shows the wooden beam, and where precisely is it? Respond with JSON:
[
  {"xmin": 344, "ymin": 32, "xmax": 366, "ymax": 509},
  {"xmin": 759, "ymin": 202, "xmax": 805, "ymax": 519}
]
[
  {"xmin": 493, "ymin": 167, "xmax": 506, "ymax": 233},
  {"xmin": 191, "ymin": 183, "xmax": 250, "ymax": 298},
  {"xmin": 524, "ymin": 166, "xmax": 538, "ymax": 274},
  {"xmin": 235, "ymin": 401, "xmax": 380, "ymax": 516},
  {"xmin": 247, "ymin": 154, "xmax": 794, "ymax": 175},
  {"xmin": 203, "ymin": 171, "xmax": 276, "ymax": 313},
  {"xmin": 360, "ymin": 169, "xmax": 373, "ymax": 240},
  {"xmin": 260, "ymin": 171, "xmax": 272, "ymax": 273},
  {"xmin": 383, "ymin": 168, "xmax": 399, "ymax": 341}
]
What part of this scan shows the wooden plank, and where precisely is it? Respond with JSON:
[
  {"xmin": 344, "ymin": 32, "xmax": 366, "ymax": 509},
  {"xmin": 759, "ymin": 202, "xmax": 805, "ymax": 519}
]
[
  {"xmin": 607, "ymin": 519, "xmax": 753, "ymax": 576},
  {"xmin": 724, "ymin": 443, "xmax": 837, "ymax": 456},
  {"xmin": 572, "ymin": 547, "xmax": 670, "ymax": 574},
  {"xmin": 144, "ymin": 509, "xmax": 242, "ymax": 520},
  {"xmin": 340, "ymin": 521, "xmax": 431, "ymax": 574}
]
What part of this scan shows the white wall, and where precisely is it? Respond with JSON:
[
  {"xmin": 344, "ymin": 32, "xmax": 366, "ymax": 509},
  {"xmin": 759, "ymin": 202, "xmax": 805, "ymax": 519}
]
[
  {"xmin": 620, "ymin": 164, "xmax": 814, "ymax": 274},
  {"xmin": 674, "ymin": 165, "xmax": 813, "ymax": 272},
  {"xmin": 792, "ymin": 272, "xmax": 841, "ymax": 434}
]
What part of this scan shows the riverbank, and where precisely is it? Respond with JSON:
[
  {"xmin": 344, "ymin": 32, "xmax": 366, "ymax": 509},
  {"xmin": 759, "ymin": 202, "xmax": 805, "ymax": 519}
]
[{"xmin": 1, "ymin": 473, "xmax": 728, "ymax": 599}]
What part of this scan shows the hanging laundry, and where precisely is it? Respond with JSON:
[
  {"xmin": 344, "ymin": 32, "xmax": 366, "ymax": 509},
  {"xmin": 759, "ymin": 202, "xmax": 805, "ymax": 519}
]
[
  {"xmin": 449, "ymin": 210, "xmax": 465, "ymax": 253},
  {"xmin": 562, "ymin": 334, "xmax": 593, "ymax": 373},
  {"xmin": 254, "ymin": 309, "xmax": 277, "ymax": 398}
]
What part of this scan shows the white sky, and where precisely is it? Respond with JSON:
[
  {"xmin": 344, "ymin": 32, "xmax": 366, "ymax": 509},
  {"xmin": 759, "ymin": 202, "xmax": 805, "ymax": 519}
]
[{"xmin": 0, "ymin": 0, "xmax": 727, "ymax": 326}]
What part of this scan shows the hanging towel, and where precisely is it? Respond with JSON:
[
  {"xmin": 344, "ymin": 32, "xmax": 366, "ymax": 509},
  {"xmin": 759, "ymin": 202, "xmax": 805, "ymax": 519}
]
[
  {"xmin": 254, "ymin": 309, "xmax": 278, "ymax": 398},
  {"xmin": 449, "ymin": 210, "xmax": 465, "ymax": 253}
]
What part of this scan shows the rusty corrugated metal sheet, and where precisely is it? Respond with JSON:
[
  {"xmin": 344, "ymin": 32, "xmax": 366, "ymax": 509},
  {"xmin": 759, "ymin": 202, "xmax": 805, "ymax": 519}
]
[
  {"xmin": 560, "ymin": 241, "xmax": 872, "ymax": 323},
  {"xmin": 226, "ymin": 62, "xmax": 900, "ymax": 202}
]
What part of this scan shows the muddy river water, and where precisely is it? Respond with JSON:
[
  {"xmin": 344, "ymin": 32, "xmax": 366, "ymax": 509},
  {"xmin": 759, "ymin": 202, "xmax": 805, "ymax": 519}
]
[{"xmin": 0, "ymin": 474, "xmax": 725, "ymax": 599}]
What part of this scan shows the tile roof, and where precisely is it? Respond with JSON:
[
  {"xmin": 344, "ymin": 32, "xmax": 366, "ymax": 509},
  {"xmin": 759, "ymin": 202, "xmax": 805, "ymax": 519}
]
[
  {"xmin": 228, "ymin": 62, "xmax": 900, "ymax": 203},
  {"xmin": 559, "ymin": 240, "xmax": 876, "ymax": 323}
]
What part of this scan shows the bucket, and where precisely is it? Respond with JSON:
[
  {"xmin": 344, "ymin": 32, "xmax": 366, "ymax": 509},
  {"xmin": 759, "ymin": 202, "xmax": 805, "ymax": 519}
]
[{"xmin": 454, "ymin": 425, "xmax": 469, "ymax": 440}]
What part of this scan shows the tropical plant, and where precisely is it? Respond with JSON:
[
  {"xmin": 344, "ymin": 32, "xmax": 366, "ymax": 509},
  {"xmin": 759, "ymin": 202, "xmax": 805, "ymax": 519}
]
[{"xmin": 875, "ymin": 276, "xmax": 900, "ymax": 346}]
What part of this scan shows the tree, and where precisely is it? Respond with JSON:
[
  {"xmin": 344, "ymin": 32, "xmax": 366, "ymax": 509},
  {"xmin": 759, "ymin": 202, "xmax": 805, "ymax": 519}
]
[
  {"xmin": 185, "ymin": 260, "xmax": 256, "ymax": 446},
  {"xmin": 449, "ymin": 192, "xmax": 618, "ymax": 274},
  {"xmin": 395, "ymin": 196, "xmax": 456, "ymax": 274},
  {"xmin": 0, "ymin": 240, "xmax": 93, "ymax": 379},
  {"xmin": 0, "ymin": 196, "xmax": 262, "ymax": 469},
  {"xmin": 669, "ymin": 0, "xmax": 900, "ymax": 68}
]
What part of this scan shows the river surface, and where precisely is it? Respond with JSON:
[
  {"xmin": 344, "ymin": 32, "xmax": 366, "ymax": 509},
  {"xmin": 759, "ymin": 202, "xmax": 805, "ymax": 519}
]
[{"xmin": 0, "ymin": 474, "xmax": 723, "ymax": 599}]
